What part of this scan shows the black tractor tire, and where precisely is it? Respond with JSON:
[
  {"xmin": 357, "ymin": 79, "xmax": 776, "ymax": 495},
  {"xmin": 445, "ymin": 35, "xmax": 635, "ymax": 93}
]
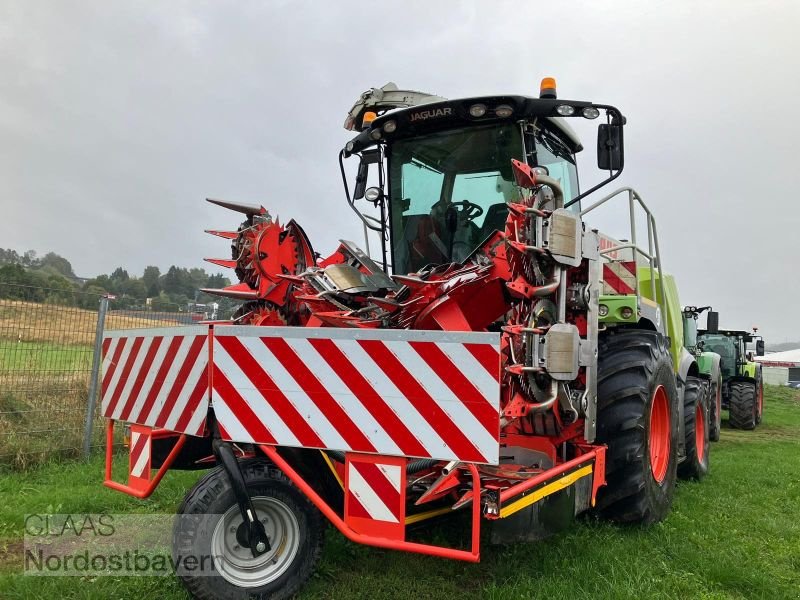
[
  {"xmin": 677, "ymin": 376, "xmax": 710, "ymax": 480},
  {"xmin": 729, "ymin": 381, "xmax": 758, "ymax": 430},
  {"xmin": 708, "ymin": 376, "xmax": 722, "ymax": 442},
  {"xmin": 595, "ymin": 329, "xmax": 680, "ymax": 524},
  {"xmin": 173, "ymin": 459, "xmax": 324, "ymax": 600}
]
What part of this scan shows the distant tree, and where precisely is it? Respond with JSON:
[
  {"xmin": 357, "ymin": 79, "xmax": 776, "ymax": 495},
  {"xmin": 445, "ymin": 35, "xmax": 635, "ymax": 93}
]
[
  {"xmin": 110, "ymin": 267, "xmax": 129, "ymax": 283},
  {"xmin": 0, "ymin": 248, "xmax": 21, "ymax": 265},
  {"xmin": 44, "ymin": 274, "xmax": 76, "ymax": 305},
  {"xmin": 142, "ymin": 266, "xmax": 161, "ymax": 297},
  {"xmin": 21, "ymin": 250, "xmax": 39, "ymax": 268},
  {"xmin": 39, "ymin": 252, "xmax": 76, "ymax": 279}
]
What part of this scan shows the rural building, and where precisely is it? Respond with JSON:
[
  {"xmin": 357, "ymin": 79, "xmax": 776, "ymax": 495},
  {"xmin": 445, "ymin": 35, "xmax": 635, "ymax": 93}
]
[{"xmin": 755, "ymin": 349, "xmax": 800, "ymax": 385}]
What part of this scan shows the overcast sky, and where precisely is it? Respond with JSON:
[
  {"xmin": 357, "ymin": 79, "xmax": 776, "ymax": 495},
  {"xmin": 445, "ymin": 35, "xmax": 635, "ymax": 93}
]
[{"xmin": 1, "ymin": 1, "xmax": 798, "ymax": 341}]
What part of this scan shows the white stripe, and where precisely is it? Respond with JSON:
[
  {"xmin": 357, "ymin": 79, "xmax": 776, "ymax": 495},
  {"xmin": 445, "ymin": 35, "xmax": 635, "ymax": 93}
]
[
  {"xmin": 336, "ymin": 339, "xmax": 455, "ymax": 460},
  {"xmin": 377, "ymin": 464, "xmax": 401, "ymax": 491},
  {"xmin": 213, "ymin": 343, "xmax": 301, "ymax": 446},
  {"xmin": 390, "ymin": 343, "xmax": 497, "ymax": 461},
  {"xmin": 163, "ymin": 348, "xmax": 208, "ymax": 431},
  {"xmin": 101, "ymin": 338, "xmax": 119, "ymax": 384},
  {"xmin": 240, "ymin": 337, "xmax": 348, "ymax": 450},
  {"xmin": 130, "ymin": 435, "xmax": 150, "ymax": 478},
  {"xmin": 102, "ymin": 338, "xmax": 134, "ymax": 413},
  {"xmin": 437, "ymin": 343, "xmax": 500, "ymax": 407},
  {"xmin": 142, "ymin": 336, "xmax": 194, "ymax": 425},
  {"xmin": 126, "ymin": 336, "xmax": 173, "ymax": 423},
  {"xmin": 112, "ymin": 337, "xmax": 153, "ymax": 420},
  {"xmin": 211, "ymin": 390, "xmax": 255, "ymax": 443},
  {"xmin": 286, "ymin": 338, "xmax": 401, "ymax": 455},
  {"xmin": 348, "ymin": 463, "xmax": 398, "ymax": 523},
  {"xmin": 130, "ymin": 431, "xmax": 140, "ymax": 447},
  {"xmin": 185, "ymin": 392, "xmax": 210, "ymax": 436}
]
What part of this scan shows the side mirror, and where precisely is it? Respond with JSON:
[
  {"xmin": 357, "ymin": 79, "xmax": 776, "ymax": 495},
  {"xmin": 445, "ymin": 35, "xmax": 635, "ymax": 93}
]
[
  {"xmin": 353, "ymin": 149, "xmax": 381, "ymax": 200},
  {"xmin": 597, "ymin": 124, "xmax": 623, "ymax": 171},
  {"xmin": 706, "ymin": 311, "xmax": 719, "ymax": 334},
  {"xmin": 756, "ymin": 339, "xmax": 765, "ymax": 356}
]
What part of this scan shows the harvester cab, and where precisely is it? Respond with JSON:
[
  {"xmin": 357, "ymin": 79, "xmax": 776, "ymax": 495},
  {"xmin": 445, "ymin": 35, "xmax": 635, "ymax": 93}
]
[{"xmin": 97, "ymin": 79, "xmax": 718, "ymax": 599}]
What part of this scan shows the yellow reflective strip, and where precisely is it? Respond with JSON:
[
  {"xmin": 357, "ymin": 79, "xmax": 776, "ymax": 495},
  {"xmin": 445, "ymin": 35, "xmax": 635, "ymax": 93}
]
[
  {"xmin": 320, "ymin": 451, "xmax": 343, "ymax": 489},
  {"xmin": 405, "ymin": 506, "xmax": 452, "ymax": 525},
  {"xmin": 499, "ymin": 464, "xmax": 594, "ymax": 519},
  {"xmin": 641, "ymin": 296, "xmax": 658, "ymax": 307}
]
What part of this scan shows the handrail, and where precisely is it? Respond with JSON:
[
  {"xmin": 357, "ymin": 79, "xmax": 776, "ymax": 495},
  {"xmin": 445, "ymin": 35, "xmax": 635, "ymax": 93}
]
[{"xmin": 580, "ymin": 187, "xmax": 668, "ymax": 330}]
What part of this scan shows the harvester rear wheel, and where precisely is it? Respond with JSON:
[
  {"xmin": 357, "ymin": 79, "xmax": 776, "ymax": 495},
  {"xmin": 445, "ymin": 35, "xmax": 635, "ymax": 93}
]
[
  {"xmin": 729, "ymin": 381, "xmax": 757, "ymax": 430},
  {"xmin": 709, "ymin": 375, "xmax": 722, "ymax": 442},
  {"xmin": 677, "ymin": 376, "xmax": 710, "ymax": 480},
  {"xmin": 595, "ymin": 329, "xmax": 679, "ymax": 524},
  {"xmin": 173, "ymin": 459, "xmax": 324, "ymax": 600}
]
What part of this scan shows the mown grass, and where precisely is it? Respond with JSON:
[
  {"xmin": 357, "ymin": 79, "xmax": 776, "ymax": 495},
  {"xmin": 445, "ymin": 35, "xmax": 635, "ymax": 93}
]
[{"xmin": 0, "ymin": 387, "xmax": 798, "ymax": 599}]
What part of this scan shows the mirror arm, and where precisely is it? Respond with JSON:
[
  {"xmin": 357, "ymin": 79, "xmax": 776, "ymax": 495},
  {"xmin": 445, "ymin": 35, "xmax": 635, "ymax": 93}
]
[{"xmin": 339, "ymin": 150, "xmax": 384, "ymax": 232}]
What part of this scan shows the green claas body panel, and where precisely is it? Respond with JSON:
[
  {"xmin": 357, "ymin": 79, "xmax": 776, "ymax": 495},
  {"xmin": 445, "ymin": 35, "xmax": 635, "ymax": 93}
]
[
  {"xmin": 637, "ymin": 268, "xmax": 684, "ymax": 371},
  {"xmin": 598, "ymin": 295, "xmax": 638, "ymax": 324},
  {"xmin": 742, "ymin": 361, "xmax": 757, "ymax": 379},
  {"xmin": 696, "ymin": 351, "xmax": 716, "ymax": 377}
]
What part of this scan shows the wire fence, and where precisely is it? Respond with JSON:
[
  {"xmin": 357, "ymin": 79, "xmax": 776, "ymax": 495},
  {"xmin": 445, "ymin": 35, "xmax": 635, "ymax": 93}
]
[{"xmin": 0, "ymin": 282, "xmax": 200, "ymax": 469}]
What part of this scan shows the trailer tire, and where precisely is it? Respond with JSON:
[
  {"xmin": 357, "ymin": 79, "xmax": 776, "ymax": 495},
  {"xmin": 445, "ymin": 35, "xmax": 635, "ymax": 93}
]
[
  {"xmin": 594, "ymin": 329, "xmax": 679, "ymax": 524},
  {"xmin": 677, "ymin": 376, "xmax": 710, "ymax": 480},
  {"xmin": 729, "ymin": 381, "xmax": 757, "ymax": 430},
  {"xmin": 173, "ymin": 459, "xmax": 324, "ymax": 600},
  {"xmin": 709, "ymin": 376, "xmax": 722, "ymax": 442}
]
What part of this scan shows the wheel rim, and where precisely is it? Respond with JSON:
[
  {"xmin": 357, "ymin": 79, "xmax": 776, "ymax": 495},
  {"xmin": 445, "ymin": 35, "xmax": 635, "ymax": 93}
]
[
  {"xmin": 211, "ymin": 496, "xmax": 301, "ymax": 588},
  {"xmin": 716, "ymin": 383, "xmax": 722, "ymax": 426},
  {"xmin": 695, "ymin": 399, "xmax": 706, "ymax": 463},
  {"xmin": 649, "ymin": 385, "xmax": 671, "ymax": 484}
]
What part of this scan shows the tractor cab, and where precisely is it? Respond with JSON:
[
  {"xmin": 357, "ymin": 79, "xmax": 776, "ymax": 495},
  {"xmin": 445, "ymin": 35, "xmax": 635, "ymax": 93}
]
[{"xmin": 340, "ymin": 80, "xmax": 624, "ymax": 276}]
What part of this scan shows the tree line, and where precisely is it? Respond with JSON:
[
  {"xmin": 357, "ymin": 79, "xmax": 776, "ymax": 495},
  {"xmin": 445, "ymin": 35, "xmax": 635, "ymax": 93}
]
[{"xmin": 0, "ymin": 248, "xmax": 236, "ymax": 315}]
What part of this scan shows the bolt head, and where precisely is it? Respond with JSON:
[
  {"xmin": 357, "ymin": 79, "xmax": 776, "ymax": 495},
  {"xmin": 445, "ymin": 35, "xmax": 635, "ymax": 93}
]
[{"xmin": 256, "ymin": 542, "xmax": 266, "ymax": 553}]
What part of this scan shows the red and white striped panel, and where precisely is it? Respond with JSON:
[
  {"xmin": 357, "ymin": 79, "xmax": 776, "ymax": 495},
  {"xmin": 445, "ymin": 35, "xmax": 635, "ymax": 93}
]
[
  {"xmin": 212, "ymin": 327, "xmax": 501, "ymax": 464},
  {"xmin": 345, "ymin": 454, "xmax": 406, "ymax": 540},
  {"xmin": 101, "ymin": 327, "xmax": 210, "ymax": 436},
  {"xmin": 602, "ymin": 261, "xmax": 637, "ymax": 295},
  {"xmin": 129, "ymin": 426, "xmax": 152, "ymax": 480}
]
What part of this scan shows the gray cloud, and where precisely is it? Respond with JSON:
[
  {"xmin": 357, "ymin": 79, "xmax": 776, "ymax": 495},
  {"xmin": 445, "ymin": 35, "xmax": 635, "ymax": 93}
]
[{"xmin": 1, "ymin": 0, "xmax": 798, "ymax": 341}]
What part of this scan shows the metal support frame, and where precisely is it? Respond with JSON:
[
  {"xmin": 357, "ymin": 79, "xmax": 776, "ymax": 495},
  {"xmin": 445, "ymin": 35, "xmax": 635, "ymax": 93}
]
[
  {"xmin": 83, "ymin": 294, "xmax": 110, "ymax": 457},
  {"xmin": 103, "ymin": 420, "xmax": 187, "ymax": 499},
  {"xmin": 259, "ymin": 444, "xmax": 483, "ymax": 562},
  {"xmin": 580, "ymin": 187, "xmax": 668, "ymax": 326}
]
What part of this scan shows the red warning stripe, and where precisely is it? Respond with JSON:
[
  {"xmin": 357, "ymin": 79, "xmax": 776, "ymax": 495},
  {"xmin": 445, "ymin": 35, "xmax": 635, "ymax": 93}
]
[
  {"xmin": 119, "ymin": 336, "xmax": 164, "ymax": 421},
  {"xmin": 602, "ymin": 264, "xmax": 636, "ymax": 295}
]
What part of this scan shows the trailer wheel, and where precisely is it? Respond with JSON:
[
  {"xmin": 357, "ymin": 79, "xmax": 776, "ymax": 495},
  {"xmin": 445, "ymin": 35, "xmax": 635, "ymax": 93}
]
[
  {"xmin": 729, "ymin": 381, "xmax": 757, "ymax": 430},
  {"xmin": 595, "ymin": 329, "xmax": 679, "ymax": 524},
  {"xmin": 677, "ymin": 376, "xmax": 709, "ymax": 480},
  {"xmin": 172, "ymin": 459, "xmax": 324, "ymax": 600},
  {"xmin": 709, "ymin": 375, "xmax": 722, "ymax": 442}
]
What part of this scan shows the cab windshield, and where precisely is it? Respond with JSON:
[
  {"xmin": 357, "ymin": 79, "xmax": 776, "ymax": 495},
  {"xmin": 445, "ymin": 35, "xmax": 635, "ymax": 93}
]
[{"xmin": 388, "ymin": 122, "xmax": 578, "ymax": 275}]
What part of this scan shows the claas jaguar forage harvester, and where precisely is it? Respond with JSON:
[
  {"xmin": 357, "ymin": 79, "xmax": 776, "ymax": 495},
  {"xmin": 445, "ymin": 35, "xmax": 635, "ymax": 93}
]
[{"xmin": 100, "ymin": 79, "xmax": 715, "ymax": 599}]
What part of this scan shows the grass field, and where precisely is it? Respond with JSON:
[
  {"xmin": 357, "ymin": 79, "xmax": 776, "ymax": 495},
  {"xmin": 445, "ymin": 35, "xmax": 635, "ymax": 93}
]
[{"xmin": 0, "ymin": 386, "xmax": 798, "ymax": 599}]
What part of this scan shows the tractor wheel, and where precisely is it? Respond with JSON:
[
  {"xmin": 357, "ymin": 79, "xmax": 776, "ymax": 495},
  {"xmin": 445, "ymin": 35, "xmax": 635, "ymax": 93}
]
[
  {"xmin": 729, "ymin": 381, "xmax": 757, "ymax": 430},
  {"xmin": 708, "ymin": 375, "xmax": 722, "ymax": 442},
  {"xmin": 595, "ymin": 329, "xmax": 680, "ymax": 524},
  {"xmin": 677, "ymin": 376, "xmax": 710, "ymax": 480},
  {"xmin": 172, "ymin": 459, "xmax": 324, "ymax": 600},
  {"xmin": 755, "ymin": 370, "xmax": 764, "ymax": 425}
]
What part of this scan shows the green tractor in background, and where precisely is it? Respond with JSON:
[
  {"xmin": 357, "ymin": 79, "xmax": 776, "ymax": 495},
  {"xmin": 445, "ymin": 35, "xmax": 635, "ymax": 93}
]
[
  {"xmin": 698, "ymin": 311, "xmax": 765, "ymax": 430},
  {"xmin": 683, "ymin": 307, "xmax": 724, "ymax": 441}
]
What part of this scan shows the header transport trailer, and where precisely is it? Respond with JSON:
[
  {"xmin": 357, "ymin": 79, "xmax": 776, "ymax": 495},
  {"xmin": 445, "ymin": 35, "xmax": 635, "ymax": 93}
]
[{"xmin": 101, "ymin": 79, "xmax": 717, "ymax": 599}]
